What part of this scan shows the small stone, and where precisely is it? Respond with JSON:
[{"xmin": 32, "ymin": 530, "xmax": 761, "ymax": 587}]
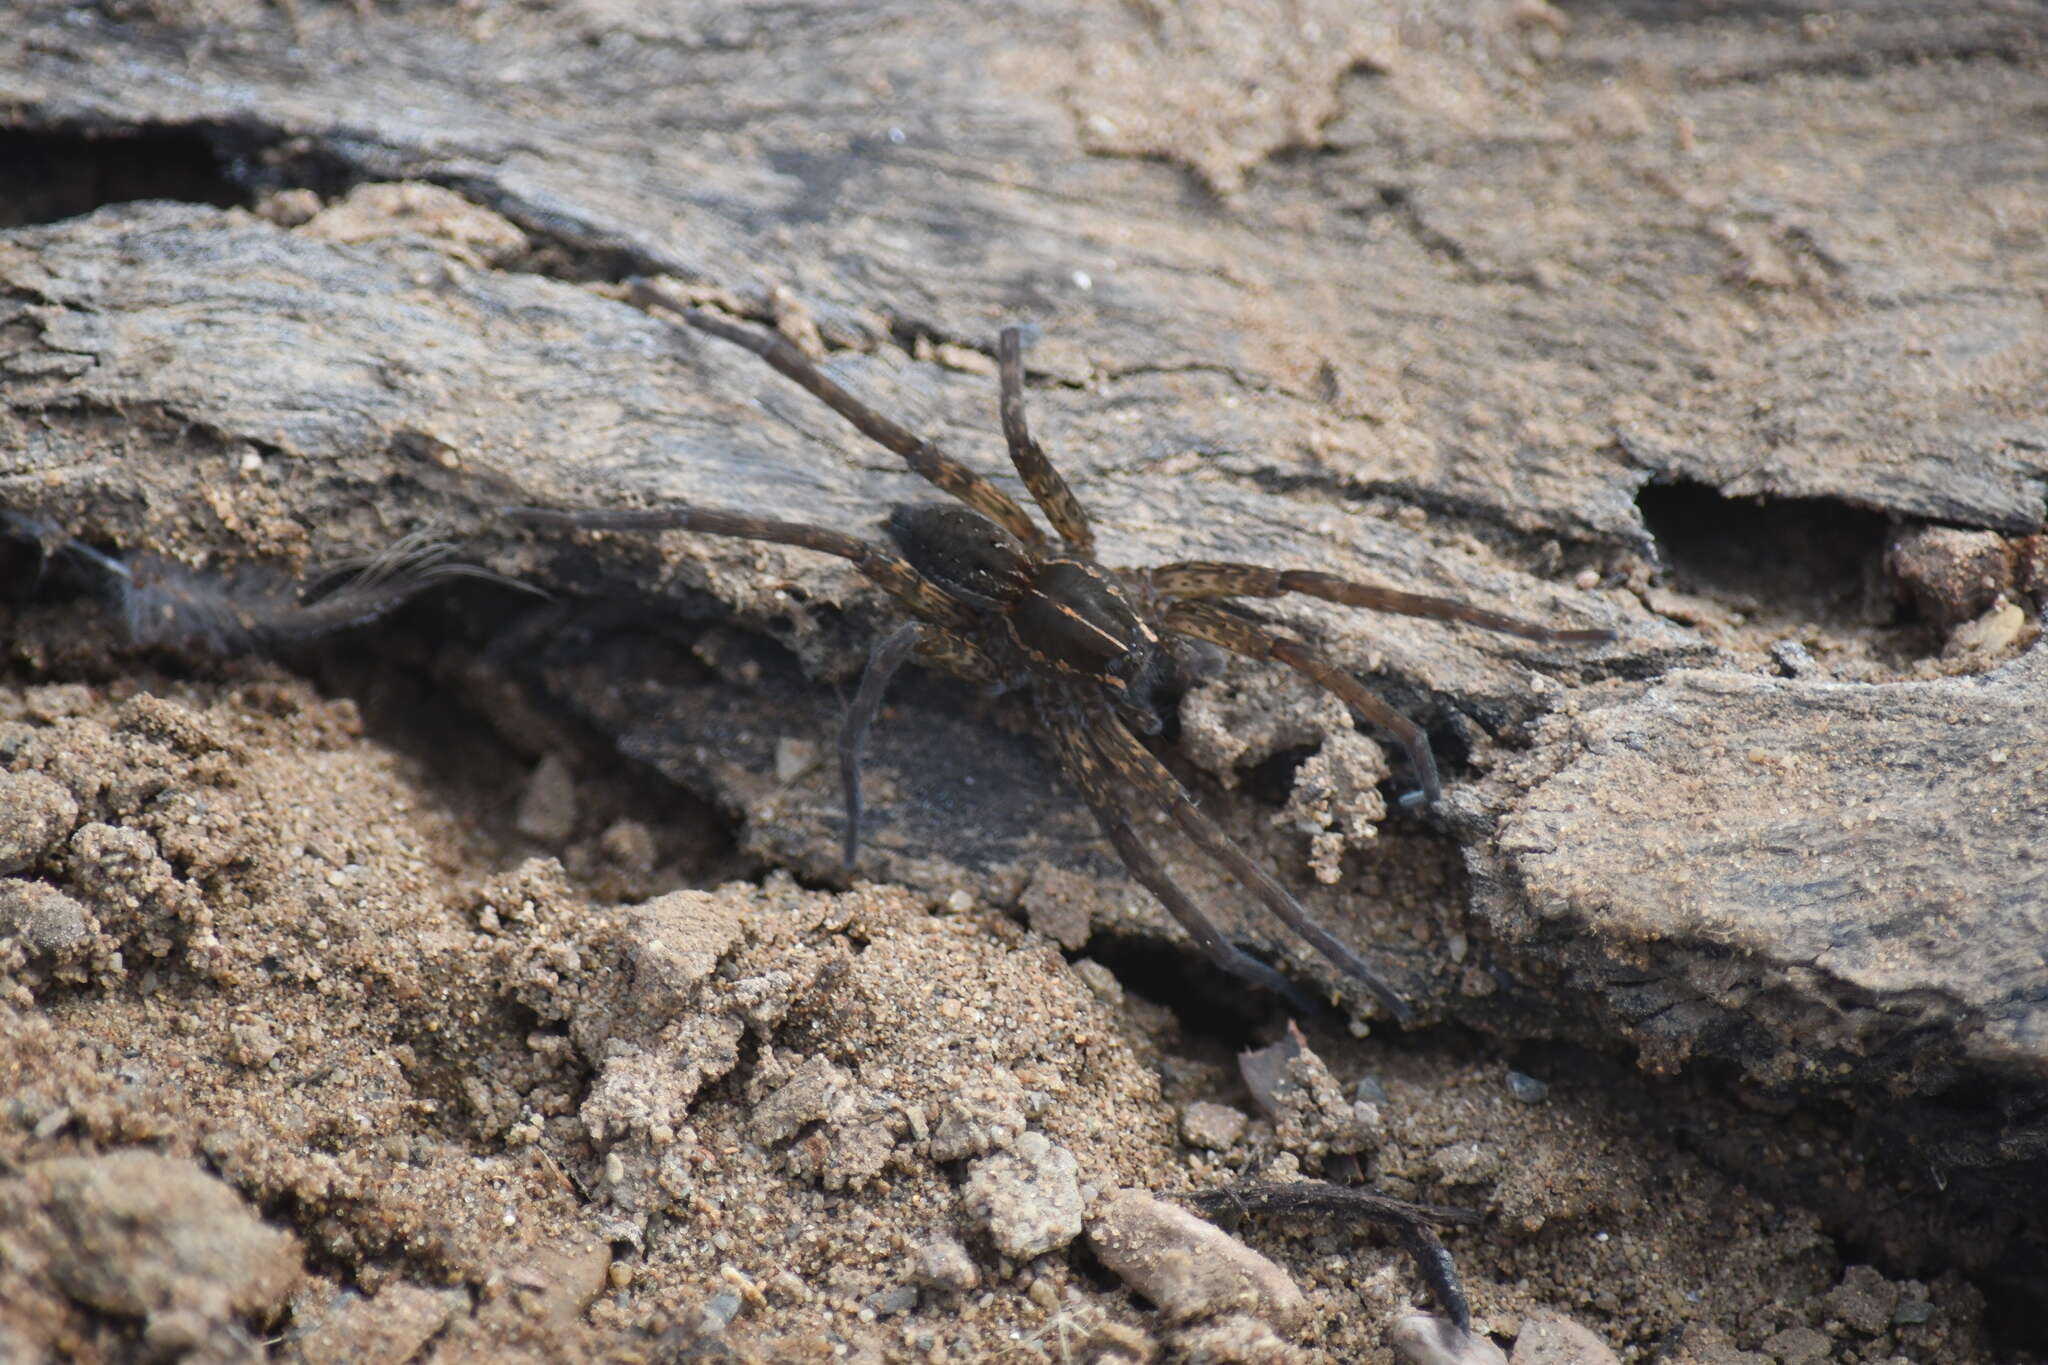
[
  {"xmin": 1354, "ymin": 1074, "xmax": 1389, "ymax": 1106},
  {"xmin": 1087, "ymin": 1188, "xmax": 1305, "ymax": 1326},
  {"xmin": 1943, "ymin": 595, "xmax": 2025, "ymax": 661},
  {"xmin": 774, "ymin": 736, "xmax": 819, "ymax": 784},
  {"xmin": 1391, "ymin": 1315, "xmax": 1510, "ymax": 1365},
  {"xmin": 514, "ymin": 753, "xmax": 578, "ymax": 844},
  {"xmin": 1070, "ymin": 958, "xmax": 1125, "ymax": 1006},
  {"xmin": 962, "ymin": 1131, "xmax": 1083, "ymax": 1260},
  {"xmin": 1505, "ymin": 1071, "xmax": 1550, "ymax": 1104},
  {"xmin": 865, "ymin": 1283, "xmax": 918, "ymax": 1317},
  {"xmin": 1760, "ymin": 1326, "xmax": 1830, "ymax": 1364},
  {"xmin": 0, "ymin": 773, "xmax": 79, "ymax": 874},
  {"xmin": 1511, "ymin": 1311, "xmax": 1620, "ymax": 1364},
  {"xmin": 1823, "ymin": 1265, "xmax": 1899, "ymax": 1336},
  {"xmin": 699, "ymin": 1288, "xmax": 743, "ymax": 1333},
  {"xmin": 1181, "ymin": 1101, "xmax": 1249, "ymax": 1151},
  {"xmin": 0, "ymin": 879, "xmax": 92, "ymax": 957},
  {"xmin": 915, "ymin": 1234, "xmax": 978, "ymax": 1292},
  {"xmin": 1768, "ymin": 640, "xmax": 1820, "ymax": 679}
]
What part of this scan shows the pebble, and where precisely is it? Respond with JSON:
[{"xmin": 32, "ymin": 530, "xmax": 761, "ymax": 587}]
[
  {"xmin": 1510, "ymin": 1312, "xmax": 1621, "ymax": 1364},
  {"xmin": 1390, "ymin": 1314, "xmax": 1509, "ymax": 1365},
  {"xmin": 513, "ymin": 753, "xmax": 578, "ymax": 844},
  {"xmin": 0, "ymin": 772, "xmax": 79, "ymax": 874},
  {"xmin": 1505, "ymin": 1071, "xmax": 1550, "ymax": 1104},
  {"xmin": 916, "ymin": 1235, "xmax": 979, "ymax": 1292},
  {"xmin": 1086, "ymin": 1188, "xmax": 1305, "ymax": 1326},
  {"xmin": 1180, "ymin": 1100, "xmax": 1249, "ymax": 1150},
  {"xmin": 865, "ymin": 1283, "xmax": 918, "ymax": 1318},
  {"xmin": 961, "ymin": 1131, "xmax": 1084, "ymax": 1260}
]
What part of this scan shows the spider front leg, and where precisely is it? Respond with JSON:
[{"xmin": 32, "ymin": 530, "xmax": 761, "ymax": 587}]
[
  {"xmin": 1164, "ymin": 598, "xmax": 1444, "ymax": 804},
  {"xmin": 995, "ymin": 327, "xmax": 1095, "ymax": 554},
  {"xmin": 1082, "ymin": 696, "xmax": 1414, "ymax": 1023},
  {"xmin": 626, "ymin": 283, "xmax": 1050, "ymax": 551},
  {"xmin": 1150, "ymin": 560, "xmax": 1615, "ymax": 645},
  {"xmin": 506, "ymin": 504, "xmax": 976, "ymax": 631},
  {"xmin": 1041, "ymin": 696, "xmax": 1322, "ymax": 1018}
]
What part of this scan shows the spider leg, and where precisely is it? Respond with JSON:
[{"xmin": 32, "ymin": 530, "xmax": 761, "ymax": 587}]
[
  {"xmin": 507, "ymin": 504, "xmax": 976, "ymax": 632},
  {"xmin": 1082, "ymin": 697, "xmax": 1414, "ymax": 1023},
  {"xmin": 1164, "ymin": 598, "xmax": 1443, "ymax": 805},
  {"xmin": 838, "ymin": 620, "xmax": 999, "ymax": 868},
  {"xmin": 627, "ymin": 283, "xmax": 1049, "ymax": 551},
  {"xmin": 996, "ymin": 327, "xmax": 1094, "ymax": 555},
  {"xmin": 1149, "ymin": 561, "xmax": 1614, "ymax": 645},
  {"xmin": 1042, "ymin": 698, "xmax": 1321, "ymax": 1017},
  {"xmin": 840, "ymin": 622, "xmax": 921, "ymax": 870}
]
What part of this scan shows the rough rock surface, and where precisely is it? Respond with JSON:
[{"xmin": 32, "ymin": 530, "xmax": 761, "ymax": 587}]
[{"xmin": 1480, "ymin": 652, "xmax": 2048, "ymax": 1165}]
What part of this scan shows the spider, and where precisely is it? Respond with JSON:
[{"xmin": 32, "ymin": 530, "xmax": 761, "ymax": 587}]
[{"xmin": 514, "ymin": 287, "xmax": 1612, "ymax": 1021}]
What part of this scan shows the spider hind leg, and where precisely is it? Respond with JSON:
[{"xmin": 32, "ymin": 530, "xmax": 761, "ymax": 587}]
[{"xmin": 1044, "ymin": 701, "xmax": 1323, "ymax": 1018}]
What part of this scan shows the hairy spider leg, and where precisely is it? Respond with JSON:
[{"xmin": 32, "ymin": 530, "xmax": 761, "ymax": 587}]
[
  {"xmin": 837, "ymin": 619, "xmax": 1001, "ymax": 868},
  {"xmin": 995, "ymin": 327, "xmax": 1095, "ymax": 555},
  {"xmin": 1149, "ymin": 561, "xmax": 1615, "ymax": 645},
  {"xmin": 627, "ymin": 284, "xmax": 1049, "ymax": 550},
  {"xmin": 1082, "ymin": 695, "xmax": 1413, "ymax": 1023},
  {"xmin": 284, "ymin": 530, "xmax": 545, "ymax": 642},
  {"xmin": 1183, "ymin": 1179, "xmax": 1479, "ymax": 1331},
  {"xmin": 1164, "ymin": 598, "xmax": 1444, "ymax": 805},
  {"xmin": 506, "ymin": 505, "xmax": 976, "ymax": 631},
  {"xmin": 1041, "ymin": 695, "xmax": 1322, "ymax": 1017},
  {"xmin": 840, "ymin": 622, "xmax": 924, "ymax": 869}
]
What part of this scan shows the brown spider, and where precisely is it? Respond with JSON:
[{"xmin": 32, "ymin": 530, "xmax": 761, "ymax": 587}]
[{"xmin": 515, "ymin": 289, "xmax": 1611, "ymax": 1021}]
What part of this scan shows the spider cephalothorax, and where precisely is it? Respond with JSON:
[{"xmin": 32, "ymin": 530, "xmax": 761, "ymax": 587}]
[
  {"xmin": 515, "ymin": 288, "xmax": 1612, "ymax": 1021},
  {"xmin": 883, "ymin": 500, "xmax": 1176, "ymax": 727}
]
